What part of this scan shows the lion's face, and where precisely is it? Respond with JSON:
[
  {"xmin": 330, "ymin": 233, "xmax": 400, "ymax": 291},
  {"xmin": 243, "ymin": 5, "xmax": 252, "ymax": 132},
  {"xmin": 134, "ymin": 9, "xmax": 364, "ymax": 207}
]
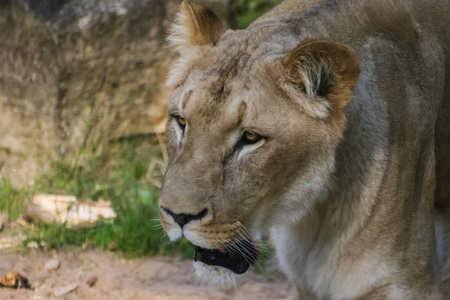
[{"xmin": 158, "ymin": 0, "xmax": 358, "ymax": 288}]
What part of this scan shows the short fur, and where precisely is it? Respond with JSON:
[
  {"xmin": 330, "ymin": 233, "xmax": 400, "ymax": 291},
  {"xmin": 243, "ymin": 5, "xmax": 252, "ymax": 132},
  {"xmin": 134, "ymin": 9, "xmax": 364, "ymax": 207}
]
[{"xmin": 159, "ymin": 0, "xmax": 450, "ymax": 298}]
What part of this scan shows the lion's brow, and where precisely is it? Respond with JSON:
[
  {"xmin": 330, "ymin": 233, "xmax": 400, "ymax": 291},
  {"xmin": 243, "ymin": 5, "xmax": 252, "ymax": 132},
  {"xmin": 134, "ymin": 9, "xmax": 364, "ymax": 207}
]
[
  {"xmin": 236, "ymin": 101, "xmax": 247, "ymax": 126},
  {"xmin": 181, "ymin": 90, "xmax": 193, "ymax": 110}
]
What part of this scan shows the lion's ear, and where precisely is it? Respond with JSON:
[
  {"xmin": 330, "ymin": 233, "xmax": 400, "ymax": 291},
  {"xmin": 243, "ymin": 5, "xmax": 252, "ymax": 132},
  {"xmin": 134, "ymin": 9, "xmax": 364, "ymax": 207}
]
[
  {"xmin": 278, "ymin": 39, "xmax": 359, "ymax": 119},
  {"xmin": 169, "ymin": 0, "xmax": 226, "ymax": 52}
]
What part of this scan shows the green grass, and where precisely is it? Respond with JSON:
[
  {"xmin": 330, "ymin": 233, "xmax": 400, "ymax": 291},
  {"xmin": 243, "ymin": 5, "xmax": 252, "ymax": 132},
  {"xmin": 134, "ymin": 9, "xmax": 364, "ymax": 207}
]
[
  {"xmin": 231, "ymin": 0, "xmax": 283, "ymax": 28},
  {"xmin": 25, "ymin": 138, "xmax": 194, "ymax": 258},
  {"xmin": 0, "ymin": 137, "xmax": 193, "ymax": 259},
  {"xmin": 0, "ymin": 178, "xmax": 33, "ymax": 220}
]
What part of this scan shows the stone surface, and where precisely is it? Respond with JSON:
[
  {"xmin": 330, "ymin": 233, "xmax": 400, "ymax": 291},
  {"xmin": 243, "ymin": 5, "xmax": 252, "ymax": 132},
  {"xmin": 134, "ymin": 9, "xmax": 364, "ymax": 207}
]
[
  {"xmin": 53, "ymin": 284, "xmax": 78, "ymax": 296},
  {"xmin": 0, "ymin": 0, "xmax": 231, "ymax": 187},
  {"xmin": 0, "ymin": 0, "xmax": 172, "ymax": 186},
  {"xmin": 85, "ymin": 276, "xmax": 98, "ymax": 287},
  {"xmin": 45, "ymin": 258, "xmax": 61, "ymax": 271}
]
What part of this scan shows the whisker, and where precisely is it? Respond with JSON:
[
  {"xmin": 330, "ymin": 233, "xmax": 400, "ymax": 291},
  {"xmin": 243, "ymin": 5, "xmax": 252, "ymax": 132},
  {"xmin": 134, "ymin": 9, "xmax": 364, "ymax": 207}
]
[
  {"xmin": 236, "ymin": 222, "xmax": 254, "ymax": 240},
  {"xmin": 222, "ymin": 240, "xmax": 252, "ymax": 267},
  {"xmin": 234, "ymin": 230, "xmax": 269, "ymax": 264},
  {"xmin": 226, "ymin": 241, "xmax": 253, "ymax": 264},
  {"xmin": 149, "ymin": 225, "xmax": 163, "ymax": 231},
  {"xmin": 236, "ymin": 230, "xmax": 256, "ymax": 253},
  {"xmin": 149, "ymin": 225, "xmax": 163, "ymax": 229},
  {"xmin": 235, "ymin": 226, "xmax": 270, "ymax": 257},
  {"xmin": 226, "ymin": 237, "xmax": 259, "ymax": 267}
]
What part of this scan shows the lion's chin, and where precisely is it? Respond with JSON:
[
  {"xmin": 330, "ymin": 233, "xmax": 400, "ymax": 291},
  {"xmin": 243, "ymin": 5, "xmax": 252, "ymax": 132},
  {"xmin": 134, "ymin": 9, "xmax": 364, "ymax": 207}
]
[
  {"xmin": 194, "ymin": 245, "xmax": 254, "ymax": 274},
  {"xmin": 192, "ymin": 241, "xmax": 258, "ymax": 289},
  {"xmin": 193, "ymin": 261, "xmax": 239, "ymax": 290}
]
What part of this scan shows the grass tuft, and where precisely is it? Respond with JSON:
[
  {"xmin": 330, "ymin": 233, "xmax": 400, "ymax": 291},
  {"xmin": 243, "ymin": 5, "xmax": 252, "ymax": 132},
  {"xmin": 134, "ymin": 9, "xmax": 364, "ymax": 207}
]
[
  {"xmin": 16, "ymin": 138, "xmax": 193, "ymax": 258},
  {"xmin": 0, "ymin": 178, "xmax": 33, "ymax": 220}
]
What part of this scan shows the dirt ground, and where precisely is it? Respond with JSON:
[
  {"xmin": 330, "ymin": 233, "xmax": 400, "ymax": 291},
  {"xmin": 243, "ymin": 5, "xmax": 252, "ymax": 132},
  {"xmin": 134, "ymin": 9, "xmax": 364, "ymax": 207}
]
[{"xmin": 0, "ymin": 249, "xmax": 297, "ymax": 300}]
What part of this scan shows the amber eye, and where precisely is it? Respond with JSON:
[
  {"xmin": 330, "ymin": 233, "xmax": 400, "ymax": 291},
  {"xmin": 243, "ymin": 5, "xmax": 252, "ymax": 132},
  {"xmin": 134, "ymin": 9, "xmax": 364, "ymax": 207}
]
[
  {"xmin": 241, "ymin": 131, "xmax": 262, "ymax": 145},
  {"xmin": 174, "ymin": 115, "xmax": 186, "ymax": 130}
]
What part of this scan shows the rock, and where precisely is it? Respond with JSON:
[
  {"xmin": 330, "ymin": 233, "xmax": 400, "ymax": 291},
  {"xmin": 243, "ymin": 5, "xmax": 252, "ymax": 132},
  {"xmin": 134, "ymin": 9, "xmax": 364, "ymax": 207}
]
[
  {"xmin": 86, "ymin": 276, "xmax": 98, "ymax": 287},
  {"xmin": 53, "ymin": 284, "xmax": 78, "ymax": 297},
  {"xmin": 0, "ymin": 0, "xmax": 233, "ymax": 187},
  {"xmin": 0, "ymin": 0, "xmax": 172, "ymax": 186},
  {"xmin": 0, "ymin": 232, "xmax": 27, "ymax": 250},
  {"xmin": 25, "ymin": 194, "xmax": 116, "ymax": 227},
  {"xmin": 0, "ymin": 237, "xmax": 19, "ymax": 249},
  {"xmin": 44, "ymin": 258, "xmax": 60, "ymax": 271},
  {"xmin": 25, "ymin": 203, "xmax": 58, "ymax": 225}
]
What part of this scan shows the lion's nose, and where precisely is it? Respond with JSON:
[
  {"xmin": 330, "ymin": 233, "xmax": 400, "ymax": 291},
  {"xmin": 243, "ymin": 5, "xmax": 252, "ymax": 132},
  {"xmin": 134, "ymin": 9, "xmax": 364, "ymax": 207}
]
[{"xmin": 161, "ymin": 207, "xmax": 208, "ymax": 228}]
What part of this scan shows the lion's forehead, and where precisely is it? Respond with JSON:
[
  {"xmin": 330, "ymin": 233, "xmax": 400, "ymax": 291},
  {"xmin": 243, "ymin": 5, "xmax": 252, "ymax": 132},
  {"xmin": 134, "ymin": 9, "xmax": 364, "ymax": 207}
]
[
  {"xmin": 176, "ymin": 73, "xmax": 254, "ymax": 129},
  {"xmin": 168, "ymin": 27, "xmax": 296, "ymax": 124},
  {"xmin": 168, "ymin": 38, "xmax": 292, "ymax": 141},
  {"xmin": 189, "ymin": 53, "xmax": 254, "ymax": 98},
  {"xmin": 182, "ymin": 42, "xmax": 271, "ymax": 95}
]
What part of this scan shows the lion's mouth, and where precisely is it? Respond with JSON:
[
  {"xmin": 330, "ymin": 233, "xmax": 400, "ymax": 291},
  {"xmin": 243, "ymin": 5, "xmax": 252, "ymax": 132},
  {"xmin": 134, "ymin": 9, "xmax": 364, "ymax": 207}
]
[{"xmin": 194, "ymin": 240, "xmax": 258, "ymax": 274}]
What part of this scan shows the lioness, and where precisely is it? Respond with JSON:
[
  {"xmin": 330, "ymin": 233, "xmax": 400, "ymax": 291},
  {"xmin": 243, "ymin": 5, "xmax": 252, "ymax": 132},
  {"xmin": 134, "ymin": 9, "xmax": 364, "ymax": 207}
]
[{"xmin": 158, "ymin": 0, "xmax": 450, "ymax": 298}]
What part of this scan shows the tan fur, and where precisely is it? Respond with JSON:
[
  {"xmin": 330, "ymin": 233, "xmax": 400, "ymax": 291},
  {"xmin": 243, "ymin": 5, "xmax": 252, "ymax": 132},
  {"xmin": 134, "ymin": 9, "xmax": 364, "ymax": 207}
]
[{"xmin": 160, "ymin": 0, "xmax": 450, "ymax": 298}]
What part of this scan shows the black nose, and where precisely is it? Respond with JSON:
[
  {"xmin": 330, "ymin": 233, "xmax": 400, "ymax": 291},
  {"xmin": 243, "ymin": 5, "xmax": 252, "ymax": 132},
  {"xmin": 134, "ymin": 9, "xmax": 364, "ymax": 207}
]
[{"xmin": 162, "ymin": 207, "xmax": 208, "ymax": 228}]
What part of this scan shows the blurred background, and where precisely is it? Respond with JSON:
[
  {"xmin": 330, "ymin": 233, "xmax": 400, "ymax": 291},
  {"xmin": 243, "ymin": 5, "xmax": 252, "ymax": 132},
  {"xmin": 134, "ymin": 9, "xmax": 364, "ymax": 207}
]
[{"xmin": 0, "ymin": 0, "xmax": 283, "ymax": 259}]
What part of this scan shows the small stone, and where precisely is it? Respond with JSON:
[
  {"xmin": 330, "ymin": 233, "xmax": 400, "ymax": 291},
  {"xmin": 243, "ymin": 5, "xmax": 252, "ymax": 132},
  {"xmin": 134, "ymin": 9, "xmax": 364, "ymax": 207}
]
[
  {"xmin": 27, "ymin": 241, "xmax": 38, "ymax": 249},
  {"xmin": 53, "ymin": 284, "xmax": 77, "ymax": 297},
  {"xmin": 107, "ymin": 241, "xmax": 117, "ymax": 251},
  {"xmin": 45, "ymin": 258, "xmax": 60, "ymax": 271},
  {"xmin": 86, "ymin": 276, "xmax": 98, "ymax": 287}
]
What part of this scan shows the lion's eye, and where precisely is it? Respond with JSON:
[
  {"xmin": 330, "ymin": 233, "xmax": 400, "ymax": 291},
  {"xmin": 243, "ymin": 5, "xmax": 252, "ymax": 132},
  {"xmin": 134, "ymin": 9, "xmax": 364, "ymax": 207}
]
[
  {"xmin": 241, "ymin": 131, "xmax": 263, "ymax": 145},
  {"xmin": 174, "ymin": 115, "xmax": 186, "ymax": 130},
  {"xmin": 233, "ymin": 130, "xmax": 266, "ymax": 154}
]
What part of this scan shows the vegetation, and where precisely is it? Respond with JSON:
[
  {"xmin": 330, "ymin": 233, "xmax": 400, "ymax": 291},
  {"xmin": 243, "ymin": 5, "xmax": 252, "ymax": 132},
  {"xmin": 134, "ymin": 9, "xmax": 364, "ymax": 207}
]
[
  {"xmin": 231, "ymin": 0, "xmax": 283, "ymax": 28},
  {"xmin": 0, "ymin": 179, "xmax": 33, "ymax": 220},
  {"xmin": 0, "ymin": 138, "xmax": 193, "ymax": 258},
  {"xmin": 0, "ymin": 87, "xmax": 191, "ymax": 257}
]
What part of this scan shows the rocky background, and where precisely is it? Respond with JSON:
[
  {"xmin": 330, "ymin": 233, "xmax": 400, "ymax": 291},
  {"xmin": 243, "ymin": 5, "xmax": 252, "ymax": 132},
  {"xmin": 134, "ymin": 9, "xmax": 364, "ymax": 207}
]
[
  {"xmin": 0, "ymin": 0, "xmax": 230, "ymax": 186},
  {"xmin": 0, "ymin": 3, "xmax": 291, "ymax": 298}
]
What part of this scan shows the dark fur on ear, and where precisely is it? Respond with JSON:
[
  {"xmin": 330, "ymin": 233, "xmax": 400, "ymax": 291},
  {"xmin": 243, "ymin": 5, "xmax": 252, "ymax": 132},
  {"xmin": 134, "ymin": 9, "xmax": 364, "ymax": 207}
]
[{"xmin": 278, "ymin": 39, "xmax": 359, "ymax": 119}]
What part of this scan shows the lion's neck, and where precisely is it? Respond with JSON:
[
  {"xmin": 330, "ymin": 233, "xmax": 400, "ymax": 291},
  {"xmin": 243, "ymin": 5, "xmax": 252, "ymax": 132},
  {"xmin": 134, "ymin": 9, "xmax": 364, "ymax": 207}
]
[
  {"xmin": 273, "ymin": 209, "xmax": 391, "ymax": 299},
  {"xmin": 272, "ymin": 145, "xmax": 396, "ymax": 299}
]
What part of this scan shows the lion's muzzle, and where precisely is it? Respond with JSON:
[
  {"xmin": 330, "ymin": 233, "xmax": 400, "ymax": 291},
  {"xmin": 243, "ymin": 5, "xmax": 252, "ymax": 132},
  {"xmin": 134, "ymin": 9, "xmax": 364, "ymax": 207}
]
[{"xmin": 162, "ymin": 207, "xmax": 208, "ymax": 228}]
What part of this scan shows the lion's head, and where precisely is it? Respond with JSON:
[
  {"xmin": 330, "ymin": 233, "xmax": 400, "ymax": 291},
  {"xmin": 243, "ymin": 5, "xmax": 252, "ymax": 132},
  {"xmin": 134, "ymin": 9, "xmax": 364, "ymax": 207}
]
[{"xmin": 159, "ymin": 0, "xmax": 358, "ymax": 289}]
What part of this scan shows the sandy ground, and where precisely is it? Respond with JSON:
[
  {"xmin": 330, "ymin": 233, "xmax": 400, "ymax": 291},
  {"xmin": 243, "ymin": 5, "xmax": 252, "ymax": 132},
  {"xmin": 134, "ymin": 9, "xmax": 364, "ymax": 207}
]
[{"xmin": 0, "ymin": 249, "xmax": 297, "ymax": 300}]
